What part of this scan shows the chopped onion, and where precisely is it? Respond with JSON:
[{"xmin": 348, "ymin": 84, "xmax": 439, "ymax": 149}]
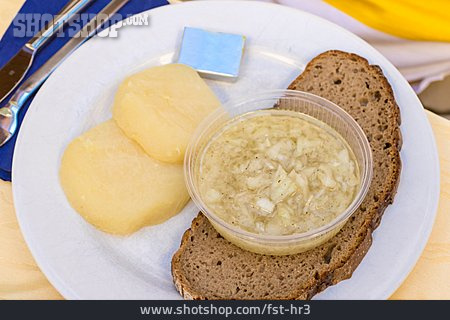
[
  {"xmin": 199, "ymin": 111, "xmax": 360, "ymax": 236},
  {"xmin": 256, "ymin": 198, "xmax": 275, "ymax": 214},
  {"xmin": 205, "ymin": 189, "xmax": 222, "ymax": 203}
]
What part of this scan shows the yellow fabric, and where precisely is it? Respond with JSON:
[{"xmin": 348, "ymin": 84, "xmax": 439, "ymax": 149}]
[{"xmin": 325, "ymin": 0, "xmax": 450, "ymax": 42}]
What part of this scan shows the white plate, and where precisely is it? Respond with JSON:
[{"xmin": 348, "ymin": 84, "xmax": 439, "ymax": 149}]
[{"xmin": 13, "ymin": 1, "xmax": 440, "ymax": 299}]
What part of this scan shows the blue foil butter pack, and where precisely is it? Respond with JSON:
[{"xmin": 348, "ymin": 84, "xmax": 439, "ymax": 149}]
[{"xmin": 178, "ymin": 27, "xmax": 245, "ymax": 81}]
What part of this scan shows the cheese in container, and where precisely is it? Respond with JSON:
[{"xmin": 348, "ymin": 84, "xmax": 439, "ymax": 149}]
[{"xmin": 185, "ymin": 90, "xmax": 373, "ymax": 255}]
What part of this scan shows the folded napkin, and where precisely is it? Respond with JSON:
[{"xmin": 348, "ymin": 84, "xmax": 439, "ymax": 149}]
[{"xmin": 0, "ymin": 0, "xmax": 168, "ymax": 181}]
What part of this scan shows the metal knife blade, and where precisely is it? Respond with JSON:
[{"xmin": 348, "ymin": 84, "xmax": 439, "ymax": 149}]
[
  {"xmin": 0, "ymin": 0, "xmax": 94, "ymax": 105},
  {"xmin": 0, "ymin": 46, "xmax": 34, "ymax": 104},
  {"xmin": 0, "ymin": 0, "xmax": 131, "ymax": 147}
]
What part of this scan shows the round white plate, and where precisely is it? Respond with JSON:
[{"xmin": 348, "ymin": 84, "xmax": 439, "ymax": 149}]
[{"xmin": 13, "ymin": 1, "xmax": 440, "ymax": 299}]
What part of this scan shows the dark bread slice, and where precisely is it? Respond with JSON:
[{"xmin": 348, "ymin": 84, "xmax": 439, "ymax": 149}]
[{"xmin": 171, "ymin": 50, "xmax": 402, "ymax": 299}]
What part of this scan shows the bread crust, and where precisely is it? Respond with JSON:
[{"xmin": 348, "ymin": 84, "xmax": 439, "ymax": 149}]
[
  {"xmin": 172, "ymin": 214, "xmax": 208, "ymax": 300},
  {"xmin": 172, "ymin": 50, "xmax": 402, "ymax": 300}
]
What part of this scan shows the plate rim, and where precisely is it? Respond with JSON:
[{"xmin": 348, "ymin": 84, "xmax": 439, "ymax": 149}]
[{"xmin": 12, "ymin": 0, "xmax": 441, "ymax": 300}]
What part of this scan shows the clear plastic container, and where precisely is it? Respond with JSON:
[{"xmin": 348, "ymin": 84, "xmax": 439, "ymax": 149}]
[{"xmin": 185, "ymin": 90, "xmax": 373, "ymax": 255}]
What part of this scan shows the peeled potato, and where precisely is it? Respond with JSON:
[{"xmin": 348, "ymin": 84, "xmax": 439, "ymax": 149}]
[
  {"xmin": 112, "ymin": 64, "xmax": 220, "ymax": 163},
  {"xmin": 59, "ymin": 120, "xmax": 190, "ymax": 235}
]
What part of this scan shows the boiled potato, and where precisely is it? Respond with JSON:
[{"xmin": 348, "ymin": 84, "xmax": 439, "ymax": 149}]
[
  {"xmin": 112, "ymin": 64, "xmax": 220, "ymax": 163},
  {"xmin": 60, "ymin": 120, "xmax": 190, "ymax": 235}
]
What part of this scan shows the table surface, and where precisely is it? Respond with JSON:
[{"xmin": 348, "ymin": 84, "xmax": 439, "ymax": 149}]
[{"xmin": 1, "ymin": 0, "xmax": 449, "ymax": 300}]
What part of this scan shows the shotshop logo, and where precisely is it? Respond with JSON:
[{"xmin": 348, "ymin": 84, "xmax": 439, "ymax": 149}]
[{"xmin": 12, "ymin": 13, "xmax": 149, "ymax": 38}]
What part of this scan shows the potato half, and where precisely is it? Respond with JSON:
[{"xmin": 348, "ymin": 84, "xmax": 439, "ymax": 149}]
[
  {"xmin": 60, "ymin": 120, "xmax": 190, "ymax": 235},
  {"xmin": 112, "ymin": 64, "xmax": 220, "ymax": 163}
]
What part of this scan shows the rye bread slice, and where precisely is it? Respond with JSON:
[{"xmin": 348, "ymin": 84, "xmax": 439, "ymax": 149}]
[{"xmin": 171, "ymin": 50, "xmax": 402, "ymax": 299}]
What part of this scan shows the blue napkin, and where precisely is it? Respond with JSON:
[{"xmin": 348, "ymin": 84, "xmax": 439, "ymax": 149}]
[{"xmin": 0, "ymin": 0, "xmax": 168, "ymax": 181}]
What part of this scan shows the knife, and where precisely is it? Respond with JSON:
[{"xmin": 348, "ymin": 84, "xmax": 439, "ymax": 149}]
[
  {"xmin": 0, "ymin": 0, "xmax": 131, "ymax": 147},
  {"xmin": 0, "ymin": 0, "xmax": 94, "ymax": 104}
]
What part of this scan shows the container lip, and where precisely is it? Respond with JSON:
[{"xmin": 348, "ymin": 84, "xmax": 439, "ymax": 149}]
[{"xmin": 184, "ymin": 89, "xmax": 373, "ymax": 243}]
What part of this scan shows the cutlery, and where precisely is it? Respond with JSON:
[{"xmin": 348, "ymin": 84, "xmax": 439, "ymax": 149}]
[
  {"xmin": 0, "ymin": 0, "xmax": 131, "ymax": 147},
  {"xmin": 0, "ymin": 0, "xmax": 94, "ymax": 104}
]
